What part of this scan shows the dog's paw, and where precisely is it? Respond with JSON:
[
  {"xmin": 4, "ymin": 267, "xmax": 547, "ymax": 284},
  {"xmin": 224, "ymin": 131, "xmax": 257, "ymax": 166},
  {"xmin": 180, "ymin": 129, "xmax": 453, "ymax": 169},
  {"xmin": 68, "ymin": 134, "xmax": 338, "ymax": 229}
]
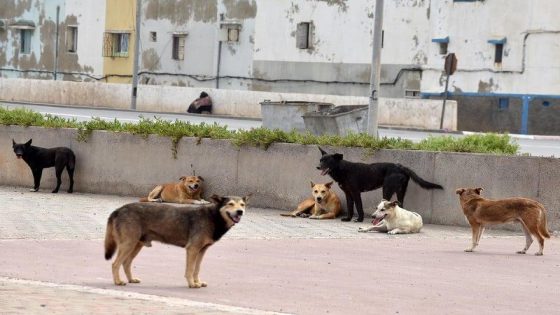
[
  {"xmin": 341, "ymin": 217, "xmax": 352, "ymax": 222},
  {"xmin": 128, "ymin": 278, "xmax": 141, "ymax": 284},
  {"xmin": 464, "ymin": 248, "xmax": 474, "ymax": 252},
  {"xmin": 516, "ymin": 250, "xmax": 526, "ymax": 255},
  {"xmin": 51, "ymin": 190, "xmax": 59, "ymax": 194},
  {"xmin": 30, "ymin": 188, "xmax": 39, "ymax": 192},
  {"xmin": 195, "ymin": 281, "xmax": 207, "ymax": 287},
  {"xmin": 189, "ymin": 283, "xmax": 203, "ymax": 289},
  {"xmin": 358, "ymin": 227, "xmax": 368, "ymax": 232},
  {"xmin": 114, "ymin": 280, "xmax": 127, "ymax": 286},
  {"xmin": 309, "ymin": 215, "xmax": 318, "ymax": 219},
  {"xmin": 300, "ymin": 213, "xmax": 310, "ymax": 218},
  {"xmin": 535, "ymin": 252, "xmax": 544, "ymax": 256},
  {"xmin": 354, "ymin": 218, "xmax": 364, "ymax": 223},
  {"xmin": 199, "ymin": 199, "xmax": 211, "ymax": 204}
]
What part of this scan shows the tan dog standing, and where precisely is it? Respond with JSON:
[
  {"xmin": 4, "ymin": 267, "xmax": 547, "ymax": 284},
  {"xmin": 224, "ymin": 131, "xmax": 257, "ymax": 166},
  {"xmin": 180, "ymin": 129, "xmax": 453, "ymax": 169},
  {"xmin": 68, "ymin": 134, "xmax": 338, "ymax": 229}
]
[
  {"xmin": 140, "ymin": 175, "xmax": 208, "ymax": 204},
  {"xmin": 456, "ymin": 187, "xmax": 551, "ymax": 255},
  {"xmin": 281, "ymin": 181, "xmax": 342, "ymax": 219},
  {"xmin": 105, "ymin": 195, "xmax": 249, "ymax": 288}
]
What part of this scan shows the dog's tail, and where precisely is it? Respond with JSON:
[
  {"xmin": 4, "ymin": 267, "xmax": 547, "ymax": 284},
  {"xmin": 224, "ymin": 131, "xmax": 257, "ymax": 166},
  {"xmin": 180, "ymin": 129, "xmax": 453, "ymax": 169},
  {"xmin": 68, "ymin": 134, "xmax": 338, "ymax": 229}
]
[
  {"xmin": 67, "ymin": 151, "xmax": 76, "ymax": 170},
  {"xmin": 104, "ymin": 212, "xmax": 118, "ymax": 260},
  {"xmin": 539, "ymin": 208, "xmax": 551, "ymax": 239},
  {"xmin": 399, "ymin": 165, "xmax": 443, "ymax": 190}
]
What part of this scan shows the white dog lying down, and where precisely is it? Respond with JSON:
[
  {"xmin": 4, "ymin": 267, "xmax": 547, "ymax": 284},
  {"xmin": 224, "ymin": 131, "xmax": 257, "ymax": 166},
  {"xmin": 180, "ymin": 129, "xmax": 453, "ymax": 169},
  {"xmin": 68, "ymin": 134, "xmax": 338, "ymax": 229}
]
[{"xmin": 358, "ymin": 200, "xmax": 423, "ymax": 234}]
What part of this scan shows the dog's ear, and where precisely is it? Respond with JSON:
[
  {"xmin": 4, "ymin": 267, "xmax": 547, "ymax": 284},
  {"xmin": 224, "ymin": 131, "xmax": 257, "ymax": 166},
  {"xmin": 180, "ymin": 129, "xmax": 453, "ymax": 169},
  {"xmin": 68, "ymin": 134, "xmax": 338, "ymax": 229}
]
[
  {"xmin": 390, "ymin": 200, "xmax": 400, "ymax": 207},
  {"xmin": 210, "ymin": 194, "xmax": 224, "ymax": 204},
  {"xmin": 318, "ymin": 146, "xmax": 327, "ymax": 156},
  {"xmin": 475, "ymin": 187, "xmax": 484, "ymax": 195},
  {"xmin": 310, "ymin": 181, "xmax": 315, "ymax": 188},
  {"xmin": 455, "ymin": 188, "xmax": 465, "ymax": 195},
  {"xmin": 179, "ymin": 176, "xmax": 186, "ymax": 181},
  {"xmin": 25, "ymin": 139, "xmax": 32, "ymax": 147},
  {"xmin": 334, "ymin": 153, "xmax": 343, "ymax": 161},
  {"xmin": 197, "ymin": 176, "xmax": 204, "ymax": 182},
  {"xmin": 325, "ymin": 181, "xmax": 333, "ymax": 188},
  {"xmin": 12, "ymin": 139, "xmax": 16, "ymax": 147},
  {"xmin": 242, "ymin": 193, "xmax": 252, "ymax": 203}
]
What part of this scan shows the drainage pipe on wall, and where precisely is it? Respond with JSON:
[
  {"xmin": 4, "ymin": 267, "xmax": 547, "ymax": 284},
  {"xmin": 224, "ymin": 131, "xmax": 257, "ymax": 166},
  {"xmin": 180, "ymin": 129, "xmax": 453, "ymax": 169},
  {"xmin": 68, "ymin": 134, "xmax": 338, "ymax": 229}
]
[{"xmin": 54, "ymin": 5, "xmax": 60, "ymax": 80}]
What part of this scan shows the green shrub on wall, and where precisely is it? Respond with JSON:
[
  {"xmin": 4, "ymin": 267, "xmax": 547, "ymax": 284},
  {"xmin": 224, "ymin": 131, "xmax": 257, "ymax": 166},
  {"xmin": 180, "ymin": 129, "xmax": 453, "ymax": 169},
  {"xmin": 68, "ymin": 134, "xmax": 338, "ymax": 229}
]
[{"xmin": 0, "ymin": 107, "xmax": 519, "ymax": 156}]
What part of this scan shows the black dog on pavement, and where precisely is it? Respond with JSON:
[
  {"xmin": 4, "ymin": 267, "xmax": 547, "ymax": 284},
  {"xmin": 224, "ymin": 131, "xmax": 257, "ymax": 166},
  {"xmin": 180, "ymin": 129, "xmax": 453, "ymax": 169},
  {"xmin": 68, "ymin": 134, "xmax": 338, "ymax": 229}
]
[
  {"xmin": 317, "ymin": 147, "xmax": 443, "ymax": 222},
  {"xmin": 12, "ymin": 139, "xmax": 76, "ymax": 193}
]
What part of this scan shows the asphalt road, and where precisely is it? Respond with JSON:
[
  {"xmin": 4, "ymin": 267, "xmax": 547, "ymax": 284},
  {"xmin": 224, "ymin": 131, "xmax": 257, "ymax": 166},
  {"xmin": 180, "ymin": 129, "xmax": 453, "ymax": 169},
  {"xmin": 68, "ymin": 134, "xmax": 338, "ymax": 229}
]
[{"xmin": 2, "ymin": 102, "xmax": 559, "ymax": 157}]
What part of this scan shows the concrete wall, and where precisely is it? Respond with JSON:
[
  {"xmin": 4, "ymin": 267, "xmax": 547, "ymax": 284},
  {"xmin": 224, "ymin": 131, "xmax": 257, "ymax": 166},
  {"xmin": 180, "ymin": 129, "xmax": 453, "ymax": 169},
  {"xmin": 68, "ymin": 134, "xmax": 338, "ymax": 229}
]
[
  {"xmin": 0, "ymin": 78, "xmax": 369, "ymax": 118},
  {"xmin": 2, "ymin": 125, "xmax": 559, "ymax": 231},
  {"xmin": 0, "ymin": 78, "xmax": 456, "ymax": 128},
  {"xmin": 379, "ymin": 98, "xmax": 457, "ymax": 131}
]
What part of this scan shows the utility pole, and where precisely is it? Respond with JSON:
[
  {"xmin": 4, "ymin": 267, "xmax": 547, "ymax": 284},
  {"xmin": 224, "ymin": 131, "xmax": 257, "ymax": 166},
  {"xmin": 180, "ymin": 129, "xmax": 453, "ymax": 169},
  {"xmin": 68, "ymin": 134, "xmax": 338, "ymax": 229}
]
[
  {"xmin": 130, "ymin": 0, "xmax": 142, "ymax": 110},
  {"xmin": 366, "ymin": 0, "xmax": 384, "ymax": 137}
]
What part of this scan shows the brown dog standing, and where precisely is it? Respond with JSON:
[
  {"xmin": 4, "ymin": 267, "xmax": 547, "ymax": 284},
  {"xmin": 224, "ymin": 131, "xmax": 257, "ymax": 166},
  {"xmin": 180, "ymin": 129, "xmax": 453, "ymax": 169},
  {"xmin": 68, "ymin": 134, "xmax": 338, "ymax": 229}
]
[
  {"xmin": 281, "ymin": 181, "xmax": 342, "ymax": 219},
  {"xmin": 140, "ymin": 175, "xmax": 207, "ymax": 204},
  {"xmin": 456, "ymin": 187, "xmax": 551, "ymax": 255}
]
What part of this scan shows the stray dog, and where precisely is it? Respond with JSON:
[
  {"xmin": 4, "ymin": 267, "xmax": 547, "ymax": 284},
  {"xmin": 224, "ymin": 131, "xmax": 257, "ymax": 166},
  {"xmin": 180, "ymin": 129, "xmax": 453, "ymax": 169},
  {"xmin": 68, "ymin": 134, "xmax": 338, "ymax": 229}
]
[
  {"xmin": 456, "ymin": 187, "xmax": 551, "ymax": 255},
  {"xmin": 139, "ymin": 175, "xmax": 208, "ymax": 204},
  {"xmin": 358, "ymin": 200, "xmax": 423, "ymax": 234},
  {"xmin": 280, "ymin": 181, "xmax": 342, "ymax": 219},
  {"xmin": 104, "ymin": 194, "xmax": 249, "ymax": 288},
  {"xmin": 12, "ymin": 139, "xmax": 75, "ymax": 193},
  {"xmin": 317, "ymin": 147, "xmax": 443, "ymax": 222}
]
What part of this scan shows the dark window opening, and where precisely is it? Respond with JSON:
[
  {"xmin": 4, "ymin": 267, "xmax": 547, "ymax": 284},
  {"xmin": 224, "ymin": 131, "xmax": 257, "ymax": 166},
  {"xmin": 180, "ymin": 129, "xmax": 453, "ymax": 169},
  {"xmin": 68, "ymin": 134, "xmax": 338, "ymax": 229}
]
[
  {"xmin": 296, "ymin": 22, "xmax": 311, "ymax": 49},
  {"xmin": 172, "ymin": 35, "xmax": 185, "ymax": 60},
  {"xmin": 494, "ymin": 43, "xmax": 503, "ymax": 63},
  {"xmin": 498, "ymin": 98, "xmax": 509, "ymax": 110},
  {"xmin": 439, "ymin": 42, "xmax": 448, "ymax": 55}
]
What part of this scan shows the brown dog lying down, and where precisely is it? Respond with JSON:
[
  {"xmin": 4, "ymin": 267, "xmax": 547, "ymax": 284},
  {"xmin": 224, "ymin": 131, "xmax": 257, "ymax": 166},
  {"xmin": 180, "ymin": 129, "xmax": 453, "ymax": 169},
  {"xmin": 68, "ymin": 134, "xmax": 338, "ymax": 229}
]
[
  {"xmin": 456, "ymin": 187, "xmax": 551, "ymax": 255},
  {"xmin": 281, "ymin": 181, "xmax": 342, "ymax": 219},
  {"xmin": 140, "ymin": 175, "xmax": 208, "ymax": 204}
]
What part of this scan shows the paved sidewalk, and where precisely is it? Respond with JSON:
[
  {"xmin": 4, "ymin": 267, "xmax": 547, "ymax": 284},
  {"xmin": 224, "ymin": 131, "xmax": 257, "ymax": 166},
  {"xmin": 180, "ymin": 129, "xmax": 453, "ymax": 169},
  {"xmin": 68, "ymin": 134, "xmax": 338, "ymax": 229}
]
[{"xmin": 1, "ymin": 186, "xmax": 559, "ymax": 315}]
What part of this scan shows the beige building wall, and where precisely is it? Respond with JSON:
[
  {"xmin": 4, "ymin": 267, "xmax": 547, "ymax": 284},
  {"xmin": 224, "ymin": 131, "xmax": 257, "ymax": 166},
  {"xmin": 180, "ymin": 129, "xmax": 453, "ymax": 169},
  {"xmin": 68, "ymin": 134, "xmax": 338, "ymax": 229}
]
[{"xmin": 103, "ymin": 0, "xmax": 136, "ymax": 83}]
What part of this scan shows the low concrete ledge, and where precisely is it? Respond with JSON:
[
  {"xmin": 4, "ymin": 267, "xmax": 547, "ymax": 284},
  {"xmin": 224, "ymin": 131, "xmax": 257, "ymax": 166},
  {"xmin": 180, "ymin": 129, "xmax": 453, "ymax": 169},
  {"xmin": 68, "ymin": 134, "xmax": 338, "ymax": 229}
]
[{"xmin": 1, "ymin": 125, "xmax": 558, "ymax": 230}]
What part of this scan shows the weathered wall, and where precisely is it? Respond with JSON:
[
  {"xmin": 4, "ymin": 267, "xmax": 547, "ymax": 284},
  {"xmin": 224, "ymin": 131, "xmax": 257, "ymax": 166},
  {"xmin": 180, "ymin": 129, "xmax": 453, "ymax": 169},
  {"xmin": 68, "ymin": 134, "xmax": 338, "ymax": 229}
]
[
  {"xmin": 103, "ymin": 0, "xmax": 136, "ymax": 84},
  {"xmin": 0, "ymin": 0, "xmax": 105, "ymax": 81},
  {"xmin": 422, "ymin": 1, "xmax": 560, "ymax": 96},
  {"xmin": 2, "ymin": 125, "xmax": 559, "ymax": 231}
]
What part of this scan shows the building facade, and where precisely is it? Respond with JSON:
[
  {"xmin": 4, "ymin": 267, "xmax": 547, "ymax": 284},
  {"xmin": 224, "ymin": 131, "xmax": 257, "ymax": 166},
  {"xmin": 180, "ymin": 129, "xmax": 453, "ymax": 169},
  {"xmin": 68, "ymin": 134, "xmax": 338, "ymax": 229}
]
[{"xmin": 1, "ymin": 0, "xmax": 559, "ymax": 133}]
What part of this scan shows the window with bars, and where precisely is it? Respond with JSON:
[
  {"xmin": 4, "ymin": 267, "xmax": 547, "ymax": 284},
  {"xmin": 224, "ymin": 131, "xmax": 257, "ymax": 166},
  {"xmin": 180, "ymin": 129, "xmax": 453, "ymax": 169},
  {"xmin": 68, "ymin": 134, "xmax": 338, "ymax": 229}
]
[
  {"xmin": 66, "ymin": 26, "xmax": 78, "ymax": 53},
  {"xmin": 172, "ymin": 35, "xmax": 186, "ymax": 60},
  {"xmin": 102, "ymin": 32, "xmax": 130, "ymax": 57}
]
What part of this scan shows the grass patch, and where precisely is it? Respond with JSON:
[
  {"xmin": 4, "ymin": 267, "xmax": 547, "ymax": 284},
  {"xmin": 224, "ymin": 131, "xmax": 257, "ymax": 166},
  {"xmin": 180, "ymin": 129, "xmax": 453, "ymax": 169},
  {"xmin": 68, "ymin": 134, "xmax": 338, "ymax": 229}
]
[{"xmin": 0, "ymin": 107, "xmax": 519, "ymax": 156}]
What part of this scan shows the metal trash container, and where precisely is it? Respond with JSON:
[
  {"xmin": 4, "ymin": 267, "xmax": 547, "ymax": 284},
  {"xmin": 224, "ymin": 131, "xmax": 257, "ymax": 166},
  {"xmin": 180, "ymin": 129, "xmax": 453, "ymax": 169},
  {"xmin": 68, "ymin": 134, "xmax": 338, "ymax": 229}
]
[
  {"xmin": 260, "ymin": 101, "xmax": 334, "ymax": 132},
  {"xmin": 302, "ymin": 105, "xmax": 368, "ymax": 136}
]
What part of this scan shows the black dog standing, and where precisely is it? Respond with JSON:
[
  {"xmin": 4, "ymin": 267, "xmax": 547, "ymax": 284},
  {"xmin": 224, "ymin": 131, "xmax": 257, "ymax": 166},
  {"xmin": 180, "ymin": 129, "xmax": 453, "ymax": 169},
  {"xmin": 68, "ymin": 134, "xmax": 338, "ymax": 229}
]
[
  {"xmin": 12, "ymin": 139, "xmax": 76, "ymax": 193},
  {"xmin": 316, "ymin": 147, "xmax": 442, "ymax": 222}
]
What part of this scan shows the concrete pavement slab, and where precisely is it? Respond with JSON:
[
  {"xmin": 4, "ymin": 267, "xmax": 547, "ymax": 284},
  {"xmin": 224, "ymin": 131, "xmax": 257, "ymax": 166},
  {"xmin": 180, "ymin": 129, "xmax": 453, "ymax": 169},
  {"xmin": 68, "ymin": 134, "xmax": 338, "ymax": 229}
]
[{"xmin": 0, "ymin": 186, "xmax": 559, "ymax": 314}]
